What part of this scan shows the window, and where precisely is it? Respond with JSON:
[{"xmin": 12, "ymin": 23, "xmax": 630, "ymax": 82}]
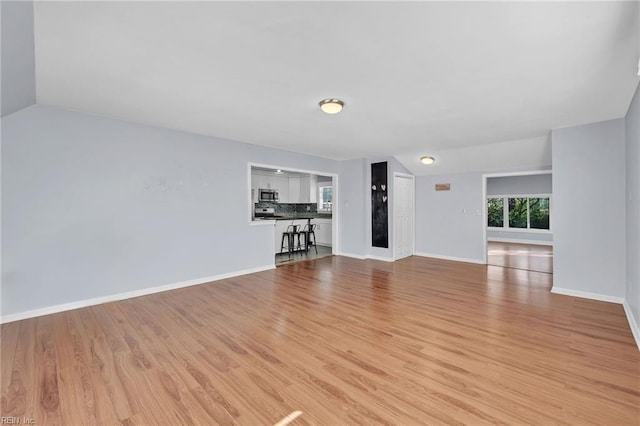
[
  {"xmin": 488, "ymin": 195, "xmax": 550, "ymax": 231},
  {"xmin": 529, "ymin": 197, "xmax": 550, "ymax": 229},
  {"xmin": 318, "ymin": 186, "xmax": 333, "ymax": 212},
  {"xmin": 487, "ymin": 198, "xmax": 504, "ymax": 227},
  {"xmin": 508, "ymin": 197, "xmax": 528, "ymax": 228}
]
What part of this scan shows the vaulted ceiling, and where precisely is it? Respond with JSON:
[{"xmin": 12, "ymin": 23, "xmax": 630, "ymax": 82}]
[{"xmin": 32, "ymin": 1, "xmax": 639, "ymax": 174}]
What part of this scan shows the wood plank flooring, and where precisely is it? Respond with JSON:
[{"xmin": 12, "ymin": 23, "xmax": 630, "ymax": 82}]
[
  {"xmin": 488, "ymin": 241, "xmax": 553, "ymax": 274},
  {"xmin": 275, "ymin": 244, "xmax": 332, "ymax": 265},
  {"xmin": 1, "ymin": 255, "xmax": 638, "ymax": 425}
]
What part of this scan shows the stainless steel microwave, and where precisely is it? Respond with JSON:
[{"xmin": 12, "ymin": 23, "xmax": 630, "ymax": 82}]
[{"xmin": 259, "ymin": 188, "xmax": 279, "ymax": 202}]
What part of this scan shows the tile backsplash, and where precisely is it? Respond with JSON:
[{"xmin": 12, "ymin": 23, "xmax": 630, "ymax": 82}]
[{"xmin": 255, "ymin": 202, "xmax": 317, "ymax": 214}]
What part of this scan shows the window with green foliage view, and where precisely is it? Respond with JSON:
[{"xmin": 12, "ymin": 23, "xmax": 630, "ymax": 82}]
[
  {"xmin": 488, "ymin": 196, "xmax": 550, "ymax": 231},
  {"xmin": 487, "ymin": 198, "xmax": 504, "ymax": 227},
  {"xmin": 508, "ymin": 197, "xmax": 528, "ymax": 228},
  {"xmin": 529, "ymin": 197, "xmax": 550, "ymax": 229}
]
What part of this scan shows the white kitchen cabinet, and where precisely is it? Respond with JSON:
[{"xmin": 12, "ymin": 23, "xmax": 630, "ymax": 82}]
[
  {"xmin": 309, "ymin": 175, "xmax": 318, "ymax": 203},
  {"xmin": 284, "ymin": 175, "xmax": 318, "ymax": 203},
  {"xmin": 299, "ymin": 176, "xmax": 310, "ymax": 203},
  {"xmin": 275, "ymin": 176, "xmax": 289, "ymax": 202},
  {"xmin": 261, "ymin": 175, "xmax": 271, "ymax": 189},
  {"xmin": 288, "ymin": 177, "xmax": 300, "ymax": 203},
  {"xmin": 314, "ymin": 218, "xmax": 332, "ymax": 246},
  {"xmin": 301, "ymin": 175, "xmax": 319, "ymax": 203},
  {"xmin": 253, "ymin": 173, "xmax": 289, "ymax": 202}
]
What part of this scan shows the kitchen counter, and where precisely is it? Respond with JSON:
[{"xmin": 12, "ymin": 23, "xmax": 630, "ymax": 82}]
[
  {"xmin": 275, "ymin": 213, "xmax": 332, "ymax": 220},
  {"xmin": 254, "ymin": 213, "xmax": 331, "ymax": 221}
]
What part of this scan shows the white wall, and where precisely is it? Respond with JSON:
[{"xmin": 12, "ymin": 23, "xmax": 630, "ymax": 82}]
[
  {"xmin": 486, "ymin": 230, "xmax": 552, "ymax": 244},
  {"xmin": 1, "ymin": 0, "xmax": 36, "ymax": 116},
  {"xmin": 551, "ymin": 118, "xmax": 626, "ymax": 298},
  {"xmin": 486, "ymin": 174, "xmax": 552, "ymax": 196},
  {"xmin": 1, "ymin": 105, "xmax": 340, "ymax": 319},
  {"xmin": 337, "ymin": 159, "xmax": 367, "ymax": 257},
  {"xmin": 625, "ymin": 83, "xmax": 640, "ymax": 337},
  {"xmin": 415, "ymin": 172, "xmax": 485, "ymax": 263}
]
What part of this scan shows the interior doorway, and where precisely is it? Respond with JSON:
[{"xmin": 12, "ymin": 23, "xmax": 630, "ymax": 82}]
[
  {"xmin": 487, "ymin": 241, "xmax": 553, "ymax": 273},
  {"xmin": 393, "ymin": 173, "xmax": 415, "ymax": 260},
  {"xmin": 248, "ymin": 163, "xmax": 338, "ymax": 267},
  {"xmin": 482, "ymin": 171, "xmax": 553, "ymax": 273}
]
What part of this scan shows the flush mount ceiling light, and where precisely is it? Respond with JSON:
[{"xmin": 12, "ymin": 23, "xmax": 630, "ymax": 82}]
[
  {"xmin": 274, "ymin": 169, "xmax": 285, "ymax": 174},
  {"xmin": 319, "ymin": 99, "xmax": 344, "ymax": 114},
  {"xmin": 420, "ymin": 156, "xmax": 435, "ymax": 165}
]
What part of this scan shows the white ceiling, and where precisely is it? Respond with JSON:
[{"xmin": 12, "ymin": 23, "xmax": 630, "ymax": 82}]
[{"xmin": 33, "ymin": 1, "xmax": 639, "ymax": 175}]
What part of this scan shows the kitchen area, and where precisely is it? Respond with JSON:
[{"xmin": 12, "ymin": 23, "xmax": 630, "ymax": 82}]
[{"xmin": 250, "ymin": 166, "xmax": 333, "ymax": 264}]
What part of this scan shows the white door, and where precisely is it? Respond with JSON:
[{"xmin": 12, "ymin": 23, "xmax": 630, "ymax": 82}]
[{"xmin": 394, "ymin": 175, "xmax": 414, "ymax": 260}]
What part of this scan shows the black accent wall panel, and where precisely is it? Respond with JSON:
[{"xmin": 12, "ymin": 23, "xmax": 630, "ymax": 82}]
[{"xmin": 371, "ymin": 162, "xmax": 388, "ymax": 248}]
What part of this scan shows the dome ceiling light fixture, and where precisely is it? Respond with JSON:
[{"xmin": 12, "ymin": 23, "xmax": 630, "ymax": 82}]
[
  {"xmin": 319, "ymin": 98, "xmax": 344, "ymax": 114},
  {"xmin": 420, "ymin": 156, "xmax": 435, "ymax": 165}
]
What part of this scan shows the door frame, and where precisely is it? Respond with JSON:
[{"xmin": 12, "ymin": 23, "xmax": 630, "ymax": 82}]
[
  {"xmin": 248, "ymin": 162, "xmax": 339, "ymax": 256},
  {"xmin": 482, "ymin": 170, "xmax": 552, "ymax": 264},
  {"xmin": 393, "ymin": 172, "xmax": 415, "ymax": 260}
]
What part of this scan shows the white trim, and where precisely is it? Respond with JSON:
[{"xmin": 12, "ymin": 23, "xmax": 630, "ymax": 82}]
[
  {"xmin": 248, "ymin": 162, "xmax": 339, "ymax": 256},
  {"xmin": 486, "ymin": 194, "xmax": 552, "ymax": 233},
  {"xmin": 337, "ymin": 252, "xmax": 396, "ymax": 262},
  {"xmin": 623, "ymin": 300, "xmax": 640, "ymax": 350},
  {"xmin": 248, "ymin": 220, "xmax": 276, "ymax": 227},
  {"xmin": 482, "ymin": 173, "xmax": 488, "ymax": 263},
  {"xmin": 487, "ymin": 227, "xmax": 552, "ymax": 234},
  {"xmin": 550, "ymin": 287, "xmax": 624, "ymax": 304},
  {"xmin": 488, "ymin": 193, "xmax": 552, "ymax": 198},
  {"xmin": 482, "ymin": 170, "xmax": 552, "ymax": 265},
  {"xmin": 484, "ymin": 170, "xmax": 552, "ymax": 178},
  {"xmin": 366, "ymin": 254, "xmax": 395, "ymax": 262},
  {"xmin": 0, "ymin": 264, "xmax": 276, "ymax": 324},
  {"xmin": 337, "ymin": 252, "xmax": 367, "ymax": 260},
  {"xmin": 249, "ymin": 162, "xmax": 337, "ymax": 178},
  {"xmin": 488, "ymin": 237, "xmax": 553, "ymax": 246},
  {"xmin": 332, "ymin": 175, "xmax": 339, "ymax": 256},
  {"xmin": 393, "ymin": 172, "xmax": 414, "ymax": 179},
  {"xmin": 393, "ymin": 172, "xmax": 416, "ymax": 261},
  {"xmin": 414, "ymin": 252, "xmax": 486, "ymax": 265}
]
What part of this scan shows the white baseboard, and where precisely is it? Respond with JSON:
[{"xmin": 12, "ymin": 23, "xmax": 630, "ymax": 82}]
[
  {"xmin": 488, "ymin": 237, "xmax": 553, "ymax": 246},
  {"xmin": 0, "ymin": 264, "xmax": 276, "ymax": 324},
  {"xmin": 550, "ymin": 286, "xmax": 624, "ymax": 304},
  {"xmin": 414, "ymin": 252, "xmax": 486, "ymax": 265},
  {"xmin": 623, "ymin": 300, "xmax": 640, "ymax": 351},
  {"xmin": 336, "ymin": 252, "xmax": 395, "ymax": 262},
  {"xmin": 366, "ymin": 254, "xmax": 395, "ymax": 262},
  {"xmin": 337, "ymin": 252, "xmax": 367, "ymax": 260}
]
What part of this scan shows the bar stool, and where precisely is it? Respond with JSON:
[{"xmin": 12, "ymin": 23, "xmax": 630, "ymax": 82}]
[
  {"xmin": 280, "ymin": 224, "xmax": 302, "ymax": 258},
  {"xmin": 301, "ymin": 223, "xmax": 318, "ymax": 254}
]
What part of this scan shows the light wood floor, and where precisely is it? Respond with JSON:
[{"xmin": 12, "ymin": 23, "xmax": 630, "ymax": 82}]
[
  {"xmin": 488, "ymin": 241, "xmax": 553, "ymax": 274},
  {"xmin": 1, "ymin": 256, "xmax": 638, "ymax": 425},
  {"xmin": 275, "ymin": 244, "xmax": 332, "ymax": 265}
]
